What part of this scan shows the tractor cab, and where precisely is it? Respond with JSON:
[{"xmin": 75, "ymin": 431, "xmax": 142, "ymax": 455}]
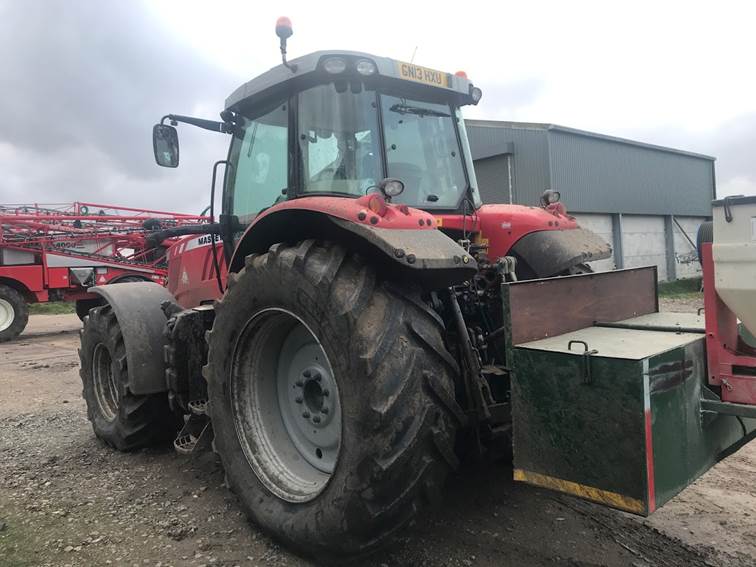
[
  {"xmin": 220, "ymin": 51, "xmax": 483, "ymax": 223},
  {"xmin": 154, "ymin": 19, "xmax": 483, "ymax": 224}
]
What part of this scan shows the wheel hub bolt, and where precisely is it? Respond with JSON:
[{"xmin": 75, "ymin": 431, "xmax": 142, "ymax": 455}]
[
  {"xmin": 295, "ymin": 396, "xmax": 303, "ymax": 404},
  {"xmin": 312, "ymin": 416, "xmax": 321, "ymax": 423},
  {"xmin": 313, "ymin": 372, "xmax": 322, "ymax": 382},
  {"xmin": 302, "ymin": 411, "xmax": 310, "ymax": 418},
  {"xmin": 295, "ymin": 380, "xmax": 304, "ymax": 387},
  {"xmin": 303, "ymin": 369, "xmax": 311, "ymax": 378},
  {"xmin": 321, "ymin": 407, "xmax": 329, "ymax": 414},
  {"xmin": 322, "ymin": 389, "xmax": 329, "ymax": 397}
]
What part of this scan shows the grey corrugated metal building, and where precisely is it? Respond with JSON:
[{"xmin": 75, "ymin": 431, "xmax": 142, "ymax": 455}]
[{"xmin": 465, "ymin": 120, "xmax": 716, "ymax": 281}]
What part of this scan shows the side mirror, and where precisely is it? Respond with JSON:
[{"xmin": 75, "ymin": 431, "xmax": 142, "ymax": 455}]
[{"xmin": 153, "ymin": 124, "xmax": 179, "ymax": 168}]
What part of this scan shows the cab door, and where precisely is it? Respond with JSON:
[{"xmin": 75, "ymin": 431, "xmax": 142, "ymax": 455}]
[{"xmin": 222, "ymin": 100, "xmax": 290, "ymax": 253}]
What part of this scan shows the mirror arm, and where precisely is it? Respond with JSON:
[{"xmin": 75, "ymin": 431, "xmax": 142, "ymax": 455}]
[{"xmin": 161, "ymin": 114, "xmax": 233, "ymax": 134}]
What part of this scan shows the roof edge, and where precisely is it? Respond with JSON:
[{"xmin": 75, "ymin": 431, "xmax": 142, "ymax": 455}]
[
  {"xmin": 466, "ymin": 119, "xmax": 550, "ymax": 131},
  {"xmin": 546, "ymin": 124, "xmax": 716, "ymax": 161},
  {"xmin": 465, "ymin": 119, "xmax": 716, "ymax": 161}
]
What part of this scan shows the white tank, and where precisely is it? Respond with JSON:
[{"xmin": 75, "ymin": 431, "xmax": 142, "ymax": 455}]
[{"xmin": 712, "ymin": 195, "xmax": 756, "ymax": 336}]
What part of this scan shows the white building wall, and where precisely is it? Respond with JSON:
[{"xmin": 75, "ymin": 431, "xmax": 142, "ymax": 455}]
[
  {"xmin": 619, "ymin": 215, "xmax": 668, "ymax": 280},
  {"xmin": 564, "ymin": 213, "xmax": 708, "ymax": 281},
  {"xmin": 571, "ymin": 213, "xmax": 616, "ymax": 272}
]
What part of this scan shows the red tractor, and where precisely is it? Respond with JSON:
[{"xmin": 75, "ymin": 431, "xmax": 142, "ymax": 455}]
[{"xmin": 78, "ymin": 19, "xmax": 612, "ymax": 558}]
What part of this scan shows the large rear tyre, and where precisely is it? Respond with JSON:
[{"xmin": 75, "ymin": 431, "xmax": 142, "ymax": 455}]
[
  {"xmin": 0, "ymin": 284, "xmax": 29, "ymax": 343},
  {"xmin": 78, "ymin": 304, "xmax": 179, "ymax": 450},
  {"xmin": 205, "ymin": 240, "xmax": 461, "ymax": 559}
]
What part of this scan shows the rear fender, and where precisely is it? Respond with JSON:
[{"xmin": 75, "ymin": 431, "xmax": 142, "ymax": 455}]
[
  {"xmin": 229, "ymin": 198, "xmax": 477, "ymax": 289},
  {"xmin": 510, "ymin": 228, "xmax": 612, "ymax": 278},
  {"xmin": 440, "ymin": 204, "xmax": 610, "ymax": 277},
  {"xmin": 91, "ymin": 282, "xmax": 175, "ymax": 395}
]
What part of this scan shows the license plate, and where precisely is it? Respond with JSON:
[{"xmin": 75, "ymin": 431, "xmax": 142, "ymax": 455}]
[{"xmin": 396, "ymin": 61, "xmax": 450, "ymax": 88}]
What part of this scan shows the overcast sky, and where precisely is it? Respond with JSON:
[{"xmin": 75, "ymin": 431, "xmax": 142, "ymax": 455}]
[{"xmin": 1, "ymin": 0, "xmax": 754, "ymax": 214}]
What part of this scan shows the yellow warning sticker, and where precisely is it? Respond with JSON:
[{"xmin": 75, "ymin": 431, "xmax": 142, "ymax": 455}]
[{"xmin": 514, "ymin": 469, "xmax": 646, "ymax": 515}]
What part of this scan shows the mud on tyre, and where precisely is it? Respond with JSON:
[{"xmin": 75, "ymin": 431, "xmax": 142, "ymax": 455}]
[
  {"xmin": 205, "ymin": 240, "xmax": 462, "ymax": 559},
  {"xmin": 79, "ymin": 304, "xmax": 179, "ymax": 450}
]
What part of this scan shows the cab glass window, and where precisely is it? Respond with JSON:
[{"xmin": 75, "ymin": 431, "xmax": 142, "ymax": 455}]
[
  {"xmin": 381, "ymin": 95, "xmax": 466, "ymax": 209},
  {"xmin": 227, "ymin": 102, "xmax": 288, "ymax": 222},
  {"xmin": 298, "ymin": 84, "xmax": 382, "ymax": 196}
]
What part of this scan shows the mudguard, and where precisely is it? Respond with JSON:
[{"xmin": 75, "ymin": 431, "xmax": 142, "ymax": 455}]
[
  {"xmin": 228, "ymin": 200, "xmax": 478, "ymax": 289},
  {"xmin": 511, "ymin": 228, "xmax": 612, "ymax": 278},
  {"xmin": 328, "ymin": 218, "xmax": 478, "ymax": 287},
  {"xmin": 91, "ymin": 282, "xmax": 174, "ymax": 395}
]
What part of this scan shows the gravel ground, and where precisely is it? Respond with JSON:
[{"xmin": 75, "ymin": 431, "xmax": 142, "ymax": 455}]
[{"xmin": 1, "ymin": 305, "xmax": 754, "ymax": 567}]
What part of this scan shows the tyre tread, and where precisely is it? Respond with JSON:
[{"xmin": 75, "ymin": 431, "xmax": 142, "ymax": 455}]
[{"xmin": 206, "ymin": 240, "xmax": 460, "ymax": 558}]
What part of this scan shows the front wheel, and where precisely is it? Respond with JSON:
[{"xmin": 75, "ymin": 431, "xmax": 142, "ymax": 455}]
[
  {"xmin": 205, "ymin": 241, "xmax": 461, "ymax": 559},
  {"xmin": 0, "ymin": 284, "xmax": 29, "ymax": 342},
  {"xmin": 79, "ymin": 305, "xmax": 180, "ymax": 450}
]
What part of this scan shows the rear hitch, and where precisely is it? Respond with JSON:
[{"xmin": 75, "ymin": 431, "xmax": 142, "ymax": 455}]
[{"xmin": 448, "ymin": 289, "xmax": 494, "ymax": 456}]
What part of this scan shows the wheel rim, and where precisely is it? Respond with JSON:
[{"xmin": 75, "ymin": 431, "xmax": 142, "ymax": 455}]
[
  {"xmin": 230, "ymin": 308, "xmax": 342, "ymax": 503},
  {"xmin": 0, "ymin": 298, "xmax": 15, "ymax": 332},
  {"xmin": 92, "ymin": 343, "xmax": 119, "ymax": 421}
]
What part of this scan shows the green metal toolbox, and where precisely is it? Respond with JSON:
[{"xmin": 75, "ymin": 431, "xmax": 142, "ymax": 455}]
[{"xmin": 512, "ymin": 311, "xmax": 756, "ymax": 515}]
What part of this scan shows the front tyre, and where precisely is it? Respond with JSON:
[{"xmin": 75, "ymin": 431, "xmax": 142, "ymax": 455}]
[
  {"xmin": 79, "ymin": 305, "xmax": 179, "ymax": 450},
  {"xmin": 206, "ymin": 241, "xmax": 461, "ymax": 559}
]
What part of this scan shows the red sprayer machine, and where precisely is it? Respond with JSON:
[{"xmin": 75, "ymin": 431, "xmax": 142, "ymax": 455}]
[{"xmin": 0, "ymin": 202, "xmax": 208, "ymax": 341}]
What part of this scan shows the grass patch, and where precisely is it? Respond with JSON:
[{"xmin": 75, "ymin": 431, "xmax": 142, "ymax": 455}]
[
  {"xmin": 0, "ymin": 500, "xmax": 45, "ymax": 567},
  {"xmin": 658, "ymin": 277, "xmax": 702, "ymax": 298},
  {"xmin": 28, "ymin": 301, "xmax": 76, "ymax": 315}
]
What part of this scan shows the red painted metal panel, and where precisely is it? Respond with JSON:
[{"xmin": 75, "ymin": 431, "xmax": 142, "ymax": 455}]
[
  {"xmin": 46, "ymin": 267, "xmax": 70, "ymax": 289},
  {"xmin": 167, "ymin": 236, "xmax": 226, "ymax": 309},
  {"xmin": 0, "ymin": 265, "xmax": 45, "ymax": 292},
  {"xmin": 644, "ymin": 408, "xmax": 656, "ymax": 513},
  {"xmin": 436, "ymin": 203, "xmax": 579, "ymax": 258},
  {"xmin": 249, "ymin": 194, "xmax": 437, "ymax": 231}
]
